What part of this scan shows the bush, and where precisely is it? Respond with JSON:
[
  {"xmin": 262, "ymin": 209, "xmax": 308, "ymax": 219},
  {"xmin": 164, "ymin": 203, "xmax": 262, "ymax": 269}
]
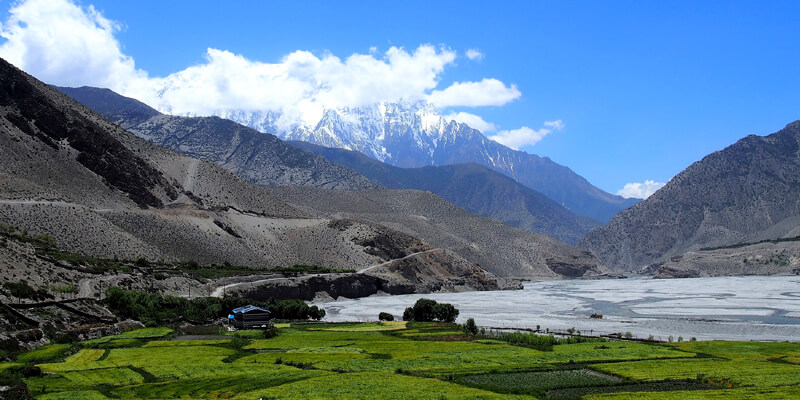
[
  {"xmin": 490, "ymin": 331, "xmax": 604, "ymax": 351},
  {"xmin": 229, "ymin": 335, "xmax": 251, "ymax": 352},
  {"xmin": 378, "ymin": 312, "xmax": 394, "ymax": 321},
  {"xmin": 262, "ymin": 324, "xmax": 279, "ymax": 339},
  {"xmin": 401, "ymin": 298, "xmax": 459, "ymax": 322},
  {"xmin": 462, "ymin": 318, "xmax": 478, "ymax": 335},
  {"xmin": 21, "ymin": 366, "xmax": 41, "ymax": 378},
  {"xmin": 2, "ymin": 281, "xmax": 51, "ymax": 301}
]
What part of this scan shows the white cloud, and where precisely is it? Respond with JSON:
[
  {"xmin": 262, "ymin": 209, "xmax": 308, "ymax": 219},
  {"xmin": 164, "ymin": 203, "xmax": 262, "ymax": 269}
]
[
  {"xmin": 148, "ymin": 45, "xmax": 457, "ymax": 122},
  {"xmin": 487, "ymin": 120, "xmax": 563, "ymax": 150},
  {"xmin": 428, "ymin": 78, "xmax": 521, "ymax": 108},
  {"xmin": 544, "ymin": 120, "xmax": 564, "ymax": 130},
  {"xmin": 465, "ymin": 49, "xmax": 484, "ymax": 60},
  {"xmin": 0, "ymin": 0, "xmax": 149, "ymax": 92},
  {"xmin": 0, "ymin": 0, "xmax": 523, "ymax": 127},
  {"xmin": 616, "ymin": 180, "xmax": 666, "ymax": 199},
  {"xmin": 443, "ymin": 111, "xmax": 497, "ymax": 133}
]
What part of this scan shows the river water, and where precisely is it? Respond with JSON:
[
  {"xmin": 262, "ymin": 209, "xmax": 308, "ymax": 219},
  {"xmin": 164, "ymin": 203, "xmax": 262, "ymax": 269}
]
[{"xmin": 315, "ymin": 276, "xmax": 800, "ymax": 341}]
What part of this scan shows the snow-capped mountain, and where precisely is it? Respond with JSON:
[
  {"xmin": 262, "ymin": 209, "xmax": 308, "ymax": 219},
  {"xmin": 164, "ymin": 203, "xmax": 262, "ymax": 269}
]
[{"xmin": 204, "ymin": 100, "xmax": 639, "ymax": 222}]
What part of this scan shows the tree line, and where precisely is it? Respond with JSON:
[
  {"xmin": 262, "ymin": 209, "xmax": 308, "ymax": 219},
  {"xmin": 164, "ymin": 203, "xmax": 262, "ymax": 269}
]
[{"xmin": 104, "ymin": 287, "xmax": 325, "ymax": 325}]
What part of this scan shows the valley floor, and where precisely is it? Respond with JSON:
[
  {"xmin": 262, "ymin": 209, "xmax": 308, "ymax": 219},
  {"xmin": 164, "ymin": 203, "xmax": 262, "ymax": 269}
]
[{"xmin": 3, "ymin": 322, "xmax": 799, "ymax": 399}]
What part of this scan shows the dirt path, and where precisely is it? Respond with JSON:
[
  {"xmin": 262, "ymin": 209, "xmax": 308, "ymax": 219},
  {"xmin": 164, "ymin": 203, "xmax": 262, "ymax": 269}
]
[
  {"xmin": 208, "ymin": 249, "xmax": 441, "ymax": 297},
  {"xmin": 0, "ymin": 199, "xmax": 117, "ymax": 212},
  {"xmin": 209, "ymin": 276, "xmax": 286, "ymax": 298},
  {"xmin": 357, "ymin": 248, "xmax": 441, "ymax": 274}
]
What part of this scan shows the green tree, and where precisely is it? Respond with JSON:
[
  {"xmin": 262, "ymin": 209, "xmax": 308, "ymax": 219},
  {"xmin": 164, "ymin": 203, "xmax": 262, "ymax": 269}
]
[
  {"xmin": 433, "ymin": 303, "xmax": 459, "ymax": 323},
  {"xmin": 378, "ymin": 312, "xmax": 394, "ymax": 321},
  {"xmin": 463, "ymin": 318, "xmax": 478, "ymax": 335},
  {"xmin": 402, "ymin": 298, "xmax": 459, "ymax": 322},
  {"xmin": 402, "ymin": 307, "xmax": 413, "ymax": 321}
]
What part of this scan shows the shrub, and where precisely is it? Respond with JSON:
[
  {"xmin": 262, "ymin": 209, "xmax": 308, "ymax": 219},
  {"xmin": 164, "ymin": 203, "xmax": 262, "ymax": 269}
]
[
  {"xmin": 262, "ymin": 324, "xmax": 279, "ymax": 339},
  {"xmin": 378, "ymin": 312, "xmax": 394, "ymax": 321},
  {"xmin": 2, "ymin": 281, "xmax": 50, "ymax": 301},
  {"xmin": 48, "ymin": 284, "xmax": 78, "ymax": 295},
  {"xmin": 21, "ymin": 366, "xmax": 41, "ymax": 378},
  {"xmin": 462, "ymin": 318, "xmax": 478, "ymax": 335},
  {"xmin": 490, "ymin": 331, "xmax": 604, "ymax": 351},
  {"xmin": 229, "ymin": 335, "xmax": 251, "ymax": 352}
]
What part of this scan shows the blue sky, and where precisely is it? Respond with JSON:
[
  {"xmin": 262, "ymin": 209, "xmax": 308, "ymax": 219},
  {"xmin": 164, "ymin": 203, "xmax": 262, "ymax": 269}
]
[{"xmin": 2, "ymin": 0, "xmax": 799, "ymax": 196}]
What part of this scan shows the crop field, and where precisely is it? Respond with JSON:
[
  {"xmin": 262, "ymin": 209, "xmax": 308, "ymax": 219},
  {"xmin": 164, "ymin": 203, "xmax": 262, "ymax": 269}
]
[{"xmin": 8, "ymin": 323, "xmax": 800, "ymax": 399}]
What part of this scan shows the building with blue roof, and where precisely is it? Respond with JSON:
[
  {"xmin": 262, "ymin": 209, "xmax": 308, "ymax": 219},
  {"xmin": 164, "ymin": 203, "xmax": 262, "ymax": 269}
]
[{"xmin": 229, "ymin": 305, "xmax": 272, "ymax": 329}]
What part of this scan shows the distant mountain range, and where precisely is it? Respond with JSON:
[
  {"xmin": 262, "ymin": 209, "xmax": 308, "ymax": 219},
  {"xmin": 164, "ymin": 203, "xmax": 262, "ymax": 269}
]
[
  {"xmin": 57, "ymin": 86, "xmax": 598, "ymax": 244},
  {"xmin": 37, "ymin": 70, "xmax": 800, "ymax": 279},
  {"xmin": 204, "ymin": 101, "xmax": 639, "ymax": 222},
  {"xmin": 581, "ymin": 121, "xmax": 800, "ymax": 276},
  {"xmin": 290, "ymin": 141, "xmax": 600, "ymax": 244},
  {"xmin": 0, "ymin": 64, "xmax": 610, "ymax": 288},
  {"xmin": 55, "ymin": 86, "xmax": 377, "ymax": 190},
  {"xmin": 5, "ymin": 57, "xmax": 561, "ymax": 296}
]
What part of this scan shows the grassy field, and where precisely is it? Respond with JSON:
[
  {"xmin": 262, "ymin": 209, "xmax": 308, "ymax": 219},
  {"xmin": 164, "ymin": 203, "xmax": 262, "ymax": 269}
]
[{"xmin": 7, "ymin": 322, "xmax": 800, "ymax": 399}]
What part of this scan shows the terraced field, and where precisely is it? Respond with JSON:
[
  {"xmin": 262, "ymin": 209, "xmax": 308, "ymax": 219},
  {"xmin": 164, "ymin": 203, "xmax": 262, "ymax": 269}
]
[{"xmin": 5, "ymin": 323, "xmax": 800, "ymax": 399}]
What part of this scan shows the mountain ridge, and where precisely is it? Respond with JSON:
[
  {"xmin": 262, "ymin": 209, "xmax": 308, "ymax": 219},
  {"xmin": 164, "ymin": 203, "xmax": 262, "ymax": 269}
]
[
  {"xmin": 290, "ymin": 140, "xmax": 600, "ymax": 244},
  {"xmin": 192, "ymin": 101, "xmax": 640, "ymax": 222},
  {"xmin": 580, "ymin": 121, "xmax": 800, "ymax": 274},
  {"xmin": 54, "ymin": 86, "xmax": 378, "ymax": 191},
  {"xmin": 1, "ymin": 57, "xmax": 522, "ymax": 296},
  {"xmin": 24, "ymin": 76, "xmax": 610, "ymax": 281}
]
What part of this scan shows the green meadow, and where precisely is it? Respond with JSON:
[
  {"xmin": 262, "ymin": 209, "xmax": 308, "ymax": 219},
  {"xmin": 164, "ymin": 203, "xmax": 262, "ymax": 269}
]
[{"xmin": 3, "ymin": 323, "xmax": 799, "ymax": 399}]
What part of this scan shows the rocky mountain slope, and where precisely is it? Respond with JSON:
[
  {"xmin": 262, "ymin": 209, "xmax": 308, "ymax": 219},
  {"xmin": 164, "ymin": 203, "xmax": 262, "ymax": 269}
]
[
  {"xmin": 209, "ymin": 101, "xmax": 639, "ymax": 222},
  {"xmin": 0, "ymin": 57, "xmax": 511, "ymax": 296},
  {"xmin": 54, "ymin": 86, "xmax": 377, "ymax": 190},
  {"xmin": 264, "ymin": 187, "xmax": 612, "ymax": 279},
  {"xmin": 651, "ymin": 238, "xmax": 800, "ymax": 278},
  {"xmin": 2, "ymin": 58, "xmax": 611, "ymax": 297},
  {"xmin": 291, "ymin": 141, "xmax": 600, "ymax": 244},
  {"xmin": 581, "ymin": 121, "xmax": 800, "ymax": 274},
  {"xmin": 52, "ymin": 84, "xmax": 612, "ymax": 277},
  {"xmin": 59, "ymin": 87, "xmax": 635, "ymax": 222}
]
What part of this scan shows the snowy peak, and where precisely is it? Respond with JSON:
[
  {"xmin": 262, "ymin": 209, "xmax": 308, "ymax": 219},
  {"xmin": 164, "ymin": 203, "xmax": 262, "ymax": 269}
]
[
  {"xmin": 249, "ymin": 99, "xmax": 457, "ymax": 164},
  {"xmin": 199, "ymin": 100, "xmax": 637, "ymax": 222}
]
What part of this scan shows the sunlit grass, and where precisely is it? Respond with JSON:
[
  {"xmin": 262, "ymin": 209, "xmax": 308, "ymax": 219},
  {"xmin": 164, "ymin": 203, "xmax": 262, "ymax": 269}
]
[{"xmin": 15, "ymin": 322, "xmax": 800, "ymax": 399}]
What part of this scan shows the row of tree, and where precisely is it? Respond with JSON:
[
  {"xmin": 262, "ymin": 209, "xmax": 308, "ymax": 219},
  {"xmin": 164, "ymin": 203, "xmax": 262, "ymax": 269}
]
[
  {"xmin": 401, "ymin": 298, "xmax": 459, "ymax": 323},
  {"xmin": 104, "ymin": 287, "xmax": 325, "ymax": 325}
]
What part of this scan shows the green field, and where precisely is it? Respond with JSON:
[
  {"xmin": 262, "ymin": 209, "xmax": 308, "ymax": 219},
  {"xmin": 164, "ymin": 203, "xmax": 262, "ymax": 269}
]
[{"xmin": 7, "ymin": 323, "xmax": 800, "ymax": 399}]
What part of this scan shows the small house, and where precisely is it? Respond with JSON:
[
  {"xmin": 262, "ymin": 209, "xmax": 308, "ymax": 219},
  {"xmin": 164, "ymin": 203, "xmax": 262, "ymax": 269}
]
[{"xmin": 229, "ymin": 305, "xmax": 272, "ymax": 329}]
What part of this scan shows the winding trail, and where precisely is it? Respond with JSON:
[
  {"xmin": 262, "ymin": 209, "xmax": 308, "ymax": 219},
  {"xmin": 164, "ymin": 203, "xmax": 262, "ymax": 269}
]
[
  {"xmin": 357, "ymin": 248, "xmax": 441, "ymax": 274},
  {"xmin": 208, "ymin": 248, "xmax": 442, "ymax": 298},
  {"xmin": 210, "ymin": 275, "xmax": 286, "ymax": 298}
]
